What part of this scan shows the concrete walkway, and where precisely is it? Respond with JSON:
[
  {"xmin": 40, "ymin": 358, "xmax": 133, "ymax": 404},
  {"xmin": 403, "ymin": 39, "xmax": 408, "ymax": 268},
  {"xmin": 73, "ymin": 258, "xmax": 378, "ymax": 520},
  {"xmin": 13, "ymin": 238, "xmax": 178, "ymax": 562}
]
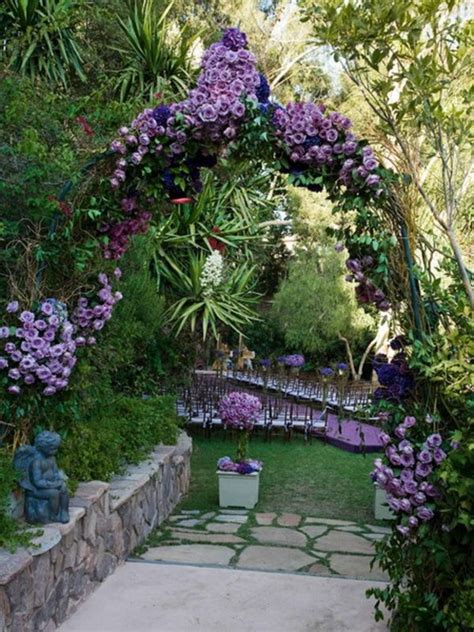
[{"xmin": 60, "ymin": 561, "xmax": 388, "ymax": 632}]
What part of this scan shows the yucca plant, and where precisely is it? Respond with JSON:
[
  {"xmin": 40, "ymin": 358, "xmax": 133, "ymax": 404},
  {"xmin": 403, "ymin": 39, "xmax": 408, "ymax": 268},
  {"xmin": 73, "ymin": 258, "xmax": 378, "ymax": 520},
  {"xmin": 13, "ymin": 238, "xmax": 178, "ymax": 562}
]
[
  {"xmin": 0, "ymin": 0, "xmax": 85, "ymax": 87},
  {"xmin": 114, "ymin": 0, "xmax": 200, "ymax": 101},
  {"xmin": 163, "ymin": 252, "xmax": 260, "ymax": 339}
]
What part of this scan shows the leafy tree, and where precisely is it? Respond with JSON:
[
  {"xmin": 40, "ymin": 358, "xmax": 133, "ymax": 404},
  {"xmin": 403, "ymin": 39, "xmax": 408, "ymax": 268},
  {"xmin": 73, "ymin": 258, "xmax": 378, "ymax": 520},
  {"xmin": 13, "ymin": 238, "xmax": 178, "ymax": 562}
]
[
  {"xmin": 303, "ymin": 0, "xmax": 473, "ymax": 306},
  {"xmin": 271, "ymin": 247, "xmax": 374, "ymax": 358}
]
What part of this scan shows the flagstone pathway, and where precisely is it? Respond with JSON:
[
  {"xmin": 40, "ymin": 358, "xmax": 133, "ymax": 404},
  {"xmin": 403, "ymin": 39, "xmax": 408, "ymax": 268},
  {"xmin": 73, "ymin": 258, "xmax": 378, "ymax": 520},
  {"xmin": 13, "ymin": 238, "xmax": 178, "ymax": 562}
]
[{"xmin": 134, "ymin": 509, "xmax": 390, "ymax": 581}]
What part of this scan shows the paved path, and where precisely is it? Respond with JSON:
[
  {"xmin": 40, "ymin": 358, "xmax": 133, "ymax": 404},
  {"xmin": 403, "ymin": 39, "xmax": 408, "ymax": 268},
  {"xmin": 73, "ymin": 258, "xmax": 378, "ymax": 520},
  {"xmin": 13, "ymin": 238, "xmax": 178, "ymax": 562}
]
[
  {"xmin": 60, "ymin": 561, "xmax": 388, "ymax": 632},
  {"xmin": 136, "ymin": 509, "xmax": 390, "ymax": 581}
]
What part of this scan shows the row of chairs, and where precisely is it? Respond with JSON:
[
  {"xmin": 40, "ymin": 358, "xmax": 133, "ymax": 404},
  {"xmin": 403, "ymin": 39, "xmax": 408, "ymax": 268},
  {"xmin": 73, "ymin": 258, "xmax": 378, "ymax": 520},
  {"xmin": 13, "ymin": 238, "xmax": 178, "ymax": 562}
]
[
  {"xmin": 176, "ymin": 374, "xmax": 329, "ymax": 443},
  {"xmin": 226, "ymin": 369, "xmax": 374, "ymax": 416}
]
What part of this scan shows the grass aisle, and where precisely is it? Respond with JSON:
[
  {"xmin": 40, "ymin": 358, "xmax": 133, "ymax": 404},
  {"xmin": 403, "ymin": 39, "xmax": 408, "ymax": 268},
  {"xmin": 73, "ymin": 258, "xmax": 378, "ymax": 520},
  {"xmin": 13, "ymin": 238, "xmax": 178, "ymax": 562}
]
[{"xmin": 180, "ymin": 433, "xmax": 378, "ymax": 523}]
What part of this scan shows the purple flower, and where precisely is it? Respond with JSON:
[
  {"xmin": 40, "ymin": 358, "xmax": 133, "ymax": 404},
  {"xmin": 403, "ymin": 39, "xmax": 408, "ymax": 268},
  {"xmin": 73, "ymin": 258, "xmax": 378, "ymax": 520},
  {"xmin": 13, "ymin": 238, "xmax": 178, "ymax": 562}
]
[
  {"xmin": 219, "ymin": 392, "xmax": 262, "ymax": 431},
  {"xmin": 402, "ymin": 416, "xmax": 416, "ymax": 428},
  {"xmin": 426, "ymin": 433, "xmax": 442, "ymax": 448},
  {"xmin": 432, "ymin": 447, "xmax": 447, "ymax": 464},
  {"xmin": 415, "ymin": 462, "xmax": 433, "ymax": 479},
  {"xmin": 222, "ymin": 28, "xmax": 248, "ymax": 50},
  {"xmin": 8, "ymin": 385, "xmax": 21, "ymax": 395},
  {"xmin": 394, "ymin": 424, "xmax": 407, "ymax": 439},
  {"xmin": 379, "ymin": 432, "xmax": 391, "ymax": 447},
  {"xmin": 199, "ymin": 104, "xmax": 218, "ymax": 122},
  {"xmin": 8, "ymin": 368, "xmax": 20, "ymax": 380},
  {"xmin": 399, "ymin": 498, "xmax": 412, "ymax": 513},
  {"xmin": 20, "ymin": 311, "xmax": 35, "ymax": 324},
  {"xmin": 319, "ymin": 367, "xmax": 334, "ymax": 378},
  {"xmin": 418, "ymin": 449, "xmax": 432, "ymax": 464},
  {"xmin": 400, "ymin": 468, "xmax": 414, "ymax": 483},
  {"xmin": 407, "ymin": 516, "xmax": 419, "ymax": 529},
  {"xmin": 396, "ymin": 525, "xmax": 410, "ymax": 537},
  {"xmin": 6, "ymin": 301, "xmax": 19, "ymax": 313},
  {"xmin": 40, "ymin": 302, "xmax": 54, "ymax": 316},
  {"xmin": 403, "ymin": 480, "xmax": 418, "ymax": 495},
  {"xmin": 416, "ymin": 506, "xmax": 434, "ymax": 522},
  {"xmin": 411, "ymin": 492, "xmax": 426, "ymax": 506},
  {"xmin": 0, "ymin": 357, "xmax": 8, "ymax": 369},
  {"xmin": 0, "ymin": 327, "xmax": 9, "ymax": 338}
]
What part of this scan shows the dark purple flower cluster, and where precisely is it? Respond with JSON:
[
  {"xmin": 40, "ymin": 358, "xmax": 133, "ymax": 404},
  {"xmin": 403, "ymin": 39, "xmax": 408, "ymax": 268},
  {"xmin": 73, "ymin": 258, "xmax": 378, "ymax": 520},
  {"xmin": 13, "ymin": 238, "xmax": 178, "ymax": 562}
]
[
  {"xmin": 259, "ymin": 358, "xmax": 271, "ymax": 367},
  {"xmin": 345, "ymin": 257, "xmax": 391, "ymax": 312},
  {"xmin": 320, "ymin": 366, "xmax": 334, "ymax": 379},
  {"xmin": 70, "ymin": 270, "xmax": 123, "ymax": 342},
  {"xmin": 272, "ymin": 103, "xmax": 382, "ymax": 194},
  {"xmin": 336, "ymin": 362, "xmax": 349, "ymax": 372},
  {"xmin": 100, "ymin": 195, "xmax": 152, "ymax": 259},
  {"xmin": 283, "ymin": 354, "xmax": 305, "ymax": 367},
  {"xmin": 0, "ymin": 273, "xmax": 122, "ymax": 397},
  {"xmin": 217, "ymin": 456, "xmax": 263, "ymax": 475},
  {"xmin": 219, "ymin": 391, "xmax": 262, "ymax": 430},
  {"xmin": 373, "ymin": 354, "xmax": 413, "ymax": 403},
  {"xmin": 371, "ymin": 417, "xmax": 447, "ymax": 538}
]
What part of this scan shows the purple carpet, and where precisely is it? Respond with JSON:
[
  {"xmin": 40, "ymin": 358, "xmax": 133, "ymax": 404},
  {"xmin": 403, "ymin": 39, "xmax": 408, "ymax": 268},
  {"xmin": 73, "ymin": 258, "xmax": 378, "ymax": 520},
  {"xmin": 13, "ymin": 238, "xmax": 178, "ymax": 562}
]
[{"xmin": 324, "ymin": 413, "xmax": 383, "ymax": 453}]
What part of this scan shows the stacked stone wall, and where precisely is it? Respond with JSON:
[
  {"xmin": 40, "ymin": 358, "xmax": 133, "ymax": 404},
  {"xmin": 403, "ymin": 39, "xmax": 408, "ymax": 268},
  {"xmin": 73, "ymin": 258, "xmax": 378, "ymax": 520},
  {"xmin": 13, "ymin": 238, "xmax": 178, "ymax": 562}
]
[{"xmin": 0, "ymin": 433, "xmax": 192, "ymax": 632}]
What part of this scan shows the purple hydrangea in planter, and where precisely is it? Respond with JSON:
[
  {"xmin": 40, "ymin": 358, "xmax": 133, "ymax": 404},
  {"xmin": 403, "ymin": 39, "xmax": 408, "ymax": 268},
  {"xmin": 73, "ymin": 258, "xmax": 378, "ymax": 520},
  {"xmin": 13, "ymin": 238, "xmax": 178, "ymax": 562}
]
[{"xmin": 219, "ymin": 392, "xmax": 262, "ymax": 463}]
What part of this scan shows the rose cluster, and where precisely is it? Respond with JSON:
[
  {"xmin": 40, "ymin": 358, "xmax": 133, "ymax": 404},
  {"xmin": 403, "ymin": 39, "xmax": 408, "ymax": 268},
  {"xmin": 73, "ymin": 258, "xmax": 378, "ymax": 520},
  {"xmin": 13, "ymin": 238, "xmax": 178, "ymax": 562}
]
[
  {"xmin": 373, "ymin": 353, "xmax": 414, "ymax": 403},
  {"xmin": 371, "ymin": 416, "xmax": 447, "ymax": 538},
  {"xmin": 345, "ymin": 257, "xmax": 390, "ymax": 312},
  {"xmin": 99, "ymin": 196, "xmax": 152, "ymax": 260},
  {"xmin": 219, "ymin": 391, "xmax": 262, "ymax": 430},
  {"xmin": 217, "ymin": 455, "xmax": 263, "ymax": 475},
  {"xmin": 272, "ymin": 103, "xmax": 382, "ymax": 194},
  {"xmin": 70, "ymin": 270, "xmax": 123, "ymax": 343},
  {"xmin": 0, "ymin": 272, "xmax": 122, "ymax": 397},
  {"xmin": 109, "ymin": 27, "xmax": 261, "ymax": 193}
]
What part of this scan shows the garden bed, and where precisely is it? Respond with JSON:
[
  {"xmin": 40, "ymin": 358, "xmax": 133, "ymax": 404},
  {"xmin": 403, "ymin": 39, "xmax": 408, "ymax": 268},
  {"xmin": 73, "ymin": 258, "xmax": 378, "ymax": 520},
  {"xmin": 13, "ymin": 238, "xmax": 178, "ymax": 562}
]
[{"xmin": 0, "ymin": 433, "xmax": 192, "ymax": 632}]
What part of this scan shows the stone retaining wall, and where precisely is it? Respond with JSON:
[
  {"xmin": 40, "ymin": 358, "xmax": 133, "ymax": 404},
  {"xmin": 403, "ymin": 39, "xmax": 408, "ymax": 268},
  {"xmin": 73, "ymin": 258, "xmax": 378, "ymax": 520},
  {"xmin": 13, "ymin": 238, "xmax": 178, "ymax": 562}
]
[{"xmin": 0, "ymin": 432, "xmax": 192, "ymax": 632}]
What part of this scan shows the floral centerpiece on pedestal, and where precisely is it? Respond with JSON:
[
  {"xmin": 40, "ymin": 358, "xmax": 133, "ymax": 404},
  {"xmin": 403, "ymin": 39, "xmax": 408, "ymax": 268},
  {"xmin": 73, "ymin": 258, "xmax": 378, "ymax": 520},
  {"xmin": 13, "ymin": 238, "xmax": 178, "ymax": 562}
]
[{"xmin": 217, "ymin": 391, "xmax": 262, "ymax": 473}]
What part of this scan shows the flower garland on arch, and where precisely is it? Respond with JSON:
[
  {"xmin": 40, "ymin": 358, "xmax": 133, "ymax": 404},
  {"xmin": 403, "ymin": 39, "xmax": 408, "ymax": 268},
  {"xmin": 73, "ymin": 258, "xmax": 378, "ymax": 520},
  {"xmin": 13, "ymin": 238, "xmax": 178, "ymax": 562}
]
[{"xmin": 104, "ymin": 27, "xmax": 386, "ymax": 267}]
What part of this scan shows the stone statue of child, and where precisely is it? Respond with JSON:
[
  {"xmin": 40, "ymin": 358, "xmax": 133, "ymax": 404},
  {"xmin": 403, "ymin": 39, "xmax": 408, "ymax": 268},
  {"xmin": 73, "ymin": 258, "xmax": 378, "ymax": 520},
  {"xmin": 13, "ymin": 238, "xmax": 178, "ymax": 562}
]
[{"xmin": 13, "ymin": 431, "xmax": 70, "ymax": 524}]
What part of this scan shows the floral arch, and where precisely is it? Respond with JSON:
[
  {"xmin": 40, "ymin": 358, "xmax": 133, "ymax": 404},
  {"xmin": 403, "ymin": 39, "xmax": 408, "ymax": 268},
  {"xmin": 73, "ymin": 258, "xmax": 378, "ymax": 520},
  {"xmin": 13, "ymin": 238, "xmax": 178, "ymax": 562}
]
[{"xmin": 1, "ymin": 27, "xmax": 399, "ymax": 401}]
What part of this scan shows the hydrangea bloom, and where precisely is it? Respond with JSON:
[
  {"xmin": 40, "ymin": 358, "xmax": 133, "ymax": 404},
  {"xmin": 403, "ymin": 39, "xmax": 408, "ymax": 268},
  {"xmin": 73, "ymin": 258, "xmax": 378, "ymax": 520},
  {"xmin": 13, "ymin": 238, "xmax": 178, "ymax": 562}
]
[
  {"xmin": 284, "ymin": 354, "xmax": 305, "ymax": 367},
  {"xmin": 219, "ymin": 391, "xmax": 262, "ymax": 431}
]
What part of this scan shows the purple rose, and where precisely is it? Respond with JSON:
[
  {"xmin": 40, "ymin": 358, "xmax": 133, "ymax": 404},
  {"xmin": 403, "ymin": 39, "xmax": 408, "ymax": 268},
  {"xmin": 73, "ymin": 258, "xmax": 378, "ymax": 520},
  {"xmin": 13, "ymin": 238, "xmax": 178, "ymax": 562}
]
[
  {"xmin": 402, "ymin": 416, "xmax": 416, "ymax": 428},
  {"xmin": 432, "ymin": 447, "xmax": 447, "ymax": 464},
  {"xmin": 411, "ymin": 491, "xmax": 426, "ymax": 506},
  {"xmin": 396, "ymin": 525, "xmax": 410, "ymax": 537},
  {"xmin": 8, "ymin": 368, "xmax": 20, "ymax": 380},
  {"xmin": 20, "ymin": 311, "xmax": 35, "ymax": 324},
  {"xmin": 416, "ymin": 506, "xmax": 434, "ymax": 522},
  {"xmin": 426, "ymin": 433, "xmax": 442, "ymax": 448},
  {"xmin": 0, "ymin": 357, "xmax": 8, "ymax": 370},
  {"xmin": 418, "ymin": 449, "xmax": 432, "ymax": 464},
  {"xmin": 199, "ymin": 104, "xmax": 218, "ymax": 122},
  {"xmin": 403, "ymin": 481, "xmax": 418, "ymax": 495},
  {"xmin": 6, "ymin": 301, "xmax": 19, "ymax": 313},
  {"xmin": 0, "ymin": 327, "xmax": 9, "ymax": 338},
  {"xmin": 379, "ymin": 432, "xmax": 391, "ymax": 447},
  {"xmin": 394, "ymin": 424, "xmax": 407, "ymax": 439},
  {"xmin": 40, "ymin": 302, "xmax": 54, "ymax": 316},
  {"xmin": 407, "ymin": 516, "xmax": 419, "ymax": 529},
  {"xmin": 400, "ymin": 468, "xmax": 414, "ymax": 483},
  {"xmin": 399, "ymin": 498, "xmax": 412, "ymax": 513},
  {"xmin": 415, "ymin": 462, "xmax": 433, "ymax": 479},
  {"xmin": 8, "ymin": 385, "xmax": 21, "ymax": 395}
]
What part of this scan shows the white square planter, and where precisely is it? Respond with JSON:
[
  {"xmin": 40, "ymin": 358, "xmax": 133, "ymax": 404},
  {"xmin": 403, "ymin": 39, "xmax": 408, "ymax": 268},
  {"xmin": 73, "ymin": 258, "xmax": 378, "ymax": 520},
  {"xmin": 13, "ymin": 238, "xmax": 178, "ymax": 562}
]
[
  {"xmin": 374, "ymin": 483, "xmax": 395, "ymax": 521},
  {"xmin": 217, "ymin": 470, "xmax": 260, "ymax": 509}
]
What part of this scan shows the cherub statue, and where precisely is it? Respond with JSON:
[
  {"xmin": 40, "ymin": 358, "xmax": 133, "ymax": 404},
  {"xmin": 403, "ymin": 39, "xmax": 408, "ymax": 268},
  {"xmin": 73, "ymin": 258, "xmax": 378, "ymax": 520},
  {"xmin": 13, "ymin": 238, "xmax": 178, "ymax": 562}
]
[{"xmin": 13, "ymin": 431, "xmax": 69, "ymax": 524}]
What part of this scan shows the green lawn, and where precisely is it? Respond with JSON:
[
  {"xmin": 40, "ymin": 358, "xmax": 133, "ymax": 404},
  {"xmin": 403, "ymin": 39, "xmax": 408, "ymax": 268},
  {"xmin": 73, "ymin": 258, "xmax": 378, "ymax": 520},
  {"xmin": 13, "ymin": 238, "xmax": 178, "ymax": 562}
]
[{"xmin": 179, "ymin": 432, "xmax": 379, "ymax": 523}]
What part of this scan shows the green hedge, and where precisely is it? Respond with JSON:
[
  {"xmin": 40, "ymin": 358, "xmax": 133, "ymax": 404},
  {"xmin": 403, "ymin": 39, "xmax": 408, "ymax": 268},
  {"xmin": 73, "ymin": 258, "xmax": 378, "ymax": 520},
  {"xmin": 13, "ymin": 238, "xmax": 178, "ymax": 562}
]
[{"xmin": 57, "ymin": 395, "xmax": 181, "ymax": 485}]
